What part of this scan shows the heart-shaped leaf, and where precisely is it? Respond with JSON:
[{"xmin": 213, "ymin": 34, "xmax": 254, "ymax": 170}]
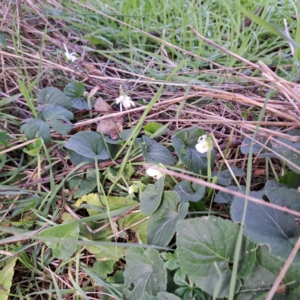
[
  {"xmin": 141, "ymin": 136, "xmax": 176, "ymax": 165},
  {"xmin": 64, "ymin": 82, "xmax": 95, "ymax": 109},
  {"xmin": 176, "ymin": 216, "xmax": 256, "ymax": 298},
  {"xmin": 172, "ymin": 127, "xmax": 214, "ymax": 175},
  {"xmin": 174, "ymin": 180, "xmax": 206, "ymax": 202},
  {"xmin": 124, "ymin": 248, "xmax": 167, "ymax": 300},
  {"xmin": 38, "ymin": 87, "xmax": 73, "ymax": 109},
  {"xmin": 65, "ymin": 131, "xmax": 111, "ymax": 160},
  {"xmin": 147, "ymin": 191, "xmax": 189, "ymax": 247},
  {"xmin": 140, "ymin": 177, "xmax": 164, "ymax": 214},
  {"xmin": 39, "ymin": 222, "xmax": 80, "ymax": 259},
  {"xmin": 231, "ymin": 187, "xmax": 300, "ymax": 261}
]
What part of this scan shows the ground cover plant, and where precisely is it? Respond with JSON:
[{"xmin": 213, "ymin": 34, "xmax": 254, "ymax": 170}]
[{"xmin": 1, "ymin": 0, "xmax": 300, "ymax": 299}]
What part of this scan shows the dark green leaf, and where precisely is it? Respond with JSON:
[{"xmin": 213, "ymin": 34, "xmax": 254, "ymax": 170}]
[
  {"xmin": 147, "ymin": 191, "xmax": 189, "ymax": 246},
  {"xmin": 0, "ymin": 130, "xmax": 10, "ymax": 146},
  {"xmin": 231, "ymin": 187, "xmax": 300, "ymax": 261},
  {"xmin": 68, "ymin": 150, "xmax": 94, "ymax": 165},
  {"xmin": 67, "ymin": 170, "xmax": 97, "ymax": 198},
  {"xmin": 172, "ymin": 127, "xmax": 214, "ymax": 175},
  {"xmin": 176, "ymin": 217, "xmax": 256, "ymax": 298},
  {"xmin": 124, "ymin": 248, "xmax": 167, "ymax": 300},
  {"xmin": 0, "ymin": 31, "xmax": 7, "ymax": 48},
  {"xmin": 64, "ymin": 82, "xmax": 94, "ymax": 109},
  {"xmin": 235, "ymin": 262, "xmax": 276, "ymax": 300},
  {"xmin": 174, "ymin": 180, "xmax": 205, "ymax": 202},
  {"xmin": 213, "ymin": 167, "xmax": 246, "ymax": 186},
  {"xmin": 39, "ymin": 222, "xmax": 80, "ymax": 259},
  {"xmin": 93, "ymin": 260, "xmax": 115, "ymax": 279},
  {"xmin": 140, "ymin": 177, "xmax": 164, "ymax": 214},
  {"xmin": 279, "ymin": 171, "xmax": 300, "ymax": 189},
  {"xmin": 20, "ymin": 118, "xmax": 51, "ymax": 143},
  {"xmin": 271, "ymin": 129, "xmax": 300, "ymax": 174},
  {"xmin": 142, "ymin": 292, "xmax": 182, "ymax": 300},
  {"xmin": 38, "ymin": 87, "xmax": 73, "ymax": 109},
  {"xmin": 65, "ymin": 131, "xmax": 111, "ymax": 160},
  {"xmin": 141, "ymin": 136, "xmax": 176, "ymax": 165},
  {"xmin": 38, "ymin": 104, "xmax": 73, "ymax": 135},
  {"xmin": 257, "ymin": 245, "xmax": 300, "ymax": 292},
  {"xmin": 241, "ymin": 137, "xmax": 267, "ymax": 155},
  {"xmin": 0, "ymin": 154, "xmax": 6, "ymax": 170},
  {"xmin": 214, "ymin": 185, "xmax": 246, "ymax": 204}
]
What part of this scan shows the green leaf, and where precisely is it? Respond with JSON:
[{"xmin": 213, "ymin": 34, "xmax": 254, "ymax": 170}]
[
  {"xmin": 20, "ymin": 118, "xmax": 51, "ymax": 143},
  {"xmin": 93, "ymin": 260, "xmax": 115, "ymax": 279},
  {"xmin": 214, "ymin": 185, "xmax": 246, "ymax": 204},
  {"xmin": 213, "ymin": 167, "xmax": 246, "ymax": 186},
  {"xmin": 23, "ymin": 138, "xmax": 43, "ymax": 156},
  {"xmin": 172, "ymin": 127, "xmax": 214, "ymax": 175},
  {"xmin": 140, "ymin": 177, "xmax": 164, "ymax": 214},
  {"xmin": 231, "ymin": 187, "xmax": 300, "ymax": 261},
  {"xmin": 0, "ymin": 31, "xmax": 7, "ymax": 48},
  {"xmin": 240, "ymin": 137, "xmax": 266, "ymax": 155},
  {"xmin": 147, "ymin": 191, "xmax": 189, "ymax": 247},
  {"xmin": 124, "ymin": 248, "xmax": 167, "ymax": 300},
  {"xmin": 39, "ymin": 104, "xmax": 74, "ymax": 135},
  {"xmin": 64, "ymin": 82, "xmax": 94, "ymax": 110},
  {"xmin": 144, "ymin": 122, "xmax": 168, "ymax": 137},
  {"xmin": 141, "ymin": 136, "xmax": 176, "ymax": 165},
  {"xmin": 0, "ymin": 130, "xmax": 10, "ymax": 146},
  {"xmin": 38, "ymin": 87, "xmax": 73, "ymax": 109},
  {"xmin": 0, "ymin": 154, "xmax": 6, "ymax": 170},
  {"xmin": 142, "ymin": 292, "xmax": 182, "ymax": 300},
  {"xmin": 271, "ymin": 129, "xmax": 300, "ymax": 174},
  {"xmin": 39, "ymin": 222, "xmax": 80, "ymax": 259},
  {"xmin": 235, "ymin": 262, "xmax": 276, "ymax": 300},
  {"xmin": 174, "ymin": 180, "xmax": 206, "ymax": 202},
  {"xmin": 68, "ymin": 170, "xmax": 98, "ymax": 198},
  {"xmin": 0, "ymin": 257, "xmax": 17, "ymax": 300},
  {"xmin": 279, "ymin": 171, "xmax": 300, "ymax": 189},
  {"xmin": 65, "ymin": 131, "xmax": 111, "ymax": 160},
  {"xmin": 257, "ymin": 245, "xmax": 300, "ymax": 292},
  {"xmin": 117, "ymin": 211, "xmax": 148, "ymax": 244},
  {"xmin": 176, "ymin": 217, "xmax": 256, "ymax": 298}
]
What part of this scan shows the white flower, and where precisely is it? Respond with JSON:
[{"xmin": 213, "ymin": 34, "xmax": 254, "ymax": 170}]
[
  {"xmin": 116, "ymin": 95, "xmax": 135, "ymax": 111},
  {"xmin": 146, "ymin": 167, "xmax": 163, "ymax": 179},
  {"xmin": 195, "ymin": 135, "xmax": 210, "ymax": 153},
  {"xmin": 63, "ymin": 43, "xmax": 78, "ymax": 62}
]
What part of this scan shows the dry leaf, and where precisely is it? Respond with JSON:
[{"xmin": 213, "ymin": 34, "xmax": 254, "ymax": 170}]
[{"xmin": 95, "ymin": 97, "xmax": 123, "ymax": 139}]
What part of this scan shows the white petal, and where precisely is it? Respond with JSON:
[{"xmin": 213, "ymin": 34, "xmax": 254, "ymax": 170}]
[
  {"xmin": 116, "ymin": 96, "xmax": 123, "ymax": 104},
  {"xmin": 197, "ymin": 135, "xmax": 207, "ymax": 142},
  {"xmin": 195, "ymin": 141, "xmax": 209, "ymax": 153},
  {"xmin": 146, "ymin": 167, "xmax": 163, "ymax": 178}
]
